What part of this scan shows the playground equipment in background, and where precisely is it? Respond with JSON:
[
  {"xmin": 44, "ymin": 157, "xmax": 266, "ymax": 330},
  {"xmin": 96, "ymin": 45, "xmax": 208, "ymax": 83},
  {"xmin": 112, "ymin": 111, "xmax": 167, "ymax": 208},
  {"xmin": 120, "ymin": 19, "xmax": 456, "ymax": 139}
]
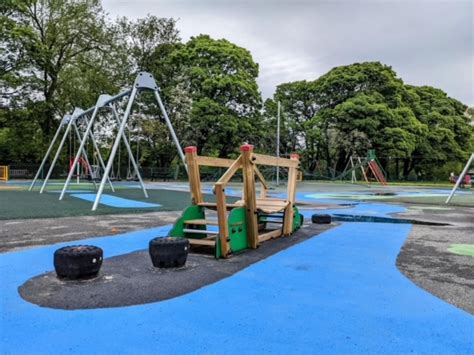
[
  {"xmin": 0, "ymin": 165, "xmax": 9, "ymax": 181},
  {"xmin": 446, "ymin": 152, "xmax": 474, "ymax": 204},
  {"xmin": 168, "ymin": 145, "xmax": 304, "ymax": 258},
  {"xmin": 336, "ymin": 150, "xmax": 388, "ymax": 186},
  {"xmin": 30, "ymin": 111, "xmax": 115, "ymax": 194},
  {"xmin": 31, "ymin": 72, "xmax": 186, "ymax": 210},
  {"xmin": 69, "ymin": 157, "xmax": 90, "ymax": 180}
]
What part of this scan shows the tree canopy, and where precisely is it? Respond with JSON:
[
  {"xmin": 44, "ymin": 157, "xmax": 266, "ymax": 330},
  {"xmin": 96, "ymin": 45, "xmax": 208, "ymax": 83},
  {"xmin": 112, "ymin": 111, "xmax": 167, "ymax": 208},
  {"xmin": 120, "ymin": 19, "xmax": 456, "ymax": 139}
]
[
  {"xmin": 1, "ymin": 1, "xmax": 472, "ymax": 181},
  {"xmin": 266, "ymin": 62, "xmax": 472, "ymax": 179}
]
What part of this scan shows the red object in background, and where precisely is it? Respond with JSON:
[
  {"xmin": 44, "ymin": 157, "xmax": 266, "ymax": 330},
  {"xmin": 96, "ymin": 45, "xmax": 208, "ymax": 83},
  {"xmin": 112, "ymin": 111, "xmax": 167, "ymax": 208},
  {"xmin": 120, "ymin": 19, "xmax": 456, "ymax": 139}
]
[
  {"xmin": 69, "ymin": 157, "xmax": 89, "ymax": 175},
  {"xmin": 465, "ymin": 175, "xmax": 471, "ymax": 185}
]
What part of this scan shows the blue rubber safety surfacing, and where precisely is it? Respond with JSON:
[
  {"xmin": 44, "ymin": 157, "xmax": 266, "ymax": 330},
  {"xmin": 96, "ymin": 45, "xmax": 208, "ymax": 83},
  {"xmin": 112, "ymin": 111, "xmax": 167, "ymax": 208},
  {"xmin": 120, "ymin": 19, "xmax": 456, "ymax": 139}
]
[
  {"xmin": 69, "ymin": 193, "xmax": 161, "ymax": 208},
  {"xmin": 1, "ymin": 205, "xmax": 473, "ymax": 353}
]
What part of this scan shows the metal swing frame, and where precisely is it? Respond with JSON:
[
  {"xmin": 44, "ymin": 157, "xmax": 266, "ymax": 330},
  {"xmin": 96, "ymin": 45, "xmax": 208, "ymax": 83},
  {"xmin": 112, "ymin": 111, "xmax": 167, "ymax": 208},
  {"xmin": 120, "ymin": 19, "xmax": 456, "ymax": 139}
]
[
  {"xmin": 64, "ymin": 72, "xmax": 185, "ymax": 211},
  {"xmin": 29, "ymin": 109, "xmax": 114, "ymax": 193}
]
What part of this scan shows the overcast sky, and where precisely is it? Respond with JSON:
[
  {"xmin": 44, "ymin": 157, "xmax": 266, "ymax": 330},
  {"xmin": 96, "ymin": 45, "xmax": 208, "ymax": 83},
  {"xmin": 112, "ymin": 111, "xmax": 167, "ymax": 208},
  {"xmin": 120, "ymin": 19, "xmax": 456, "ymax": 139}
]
[{"xmin": 102, "ymin": 0, "xmax": 474, "ymax": 106}]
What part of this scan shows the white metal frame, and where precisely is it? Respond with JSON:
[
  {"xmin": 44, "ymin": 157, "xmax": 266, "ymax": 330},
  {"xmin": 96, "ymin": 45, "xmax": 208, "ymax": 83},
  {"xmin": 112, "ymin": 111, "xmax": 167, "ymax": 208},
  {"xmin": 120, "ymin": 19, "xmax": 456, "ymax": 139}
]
[
  {"xmin": 446, "ymin": 153, "xmax": 474, "ymax": 204},
  {"xmin": 31, "ymin": 72, "xmax": 186, "ymax": 210},
  {"xmin": 62, "ymin": 72, "xmax": 186, "ymax": 210},
  {"xmin": 29, "ymin": 110, "xmax": 113, "ymax": 193}
]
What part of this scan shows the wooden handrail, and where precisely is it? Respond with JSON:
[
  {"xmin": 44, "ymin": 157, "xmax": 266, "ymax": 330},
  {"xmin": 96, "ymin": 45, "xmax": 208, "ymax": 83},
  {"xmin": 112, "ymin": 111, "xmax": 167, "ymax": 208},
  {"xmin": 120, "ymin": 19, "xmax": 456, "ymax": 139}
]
[
  {"xmin": 215, "ymin": 156, "xmax": 242, "ymax": 187},
  {"xmin": 195, "ymin": 156, "xmax": 235, "ymax": 168},
  {"xmin": 254, "ymin": 165, "xmax": 269, "ymax": 198},
  {"xmin": 252, "ymin": 153, "xmax": 299, "ymax": 168}
]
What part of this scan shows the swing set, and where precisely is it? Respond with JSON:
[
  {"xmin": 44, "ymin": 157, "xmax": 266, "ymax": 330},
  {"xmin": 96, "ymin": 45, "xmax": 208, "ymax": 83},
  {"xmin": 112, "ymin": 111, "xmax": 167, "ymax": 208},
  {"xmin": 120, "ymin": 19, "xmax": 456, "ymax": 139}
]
[{"xmin": 30, "ymin": 72, "xmax": 186, "ymax": 209}]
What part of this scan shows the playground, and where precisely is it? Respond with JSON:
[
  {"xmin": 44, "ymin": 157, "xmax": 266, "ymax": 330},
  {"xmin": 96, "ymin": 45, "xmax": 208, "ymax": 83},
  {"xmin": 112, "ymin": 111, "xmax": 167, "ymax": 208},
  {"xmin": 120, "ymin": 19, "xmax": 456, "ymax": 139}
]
[
  {"xmin": 1, "ymin": 170, "xmax": 473, "ymax": 353},
  {"xmin": 1, "ymin": 8, "xmax": 473, "ymax": 353}
]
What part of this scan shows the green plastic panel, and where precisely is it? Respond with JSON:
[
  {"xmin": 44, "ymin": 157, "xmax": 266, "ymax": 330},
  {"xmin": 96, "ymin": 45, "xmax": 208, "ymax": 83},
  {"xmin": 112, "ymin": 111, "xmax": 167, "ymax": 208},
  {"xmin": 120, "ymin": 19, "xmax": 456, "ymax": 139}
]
[
  {"xmin": 367, "ymin": 149, "xmax": 376, "ymax": 160},
  {"xmin": 227, "ymin": 207, "xmax": 249, "ymax": 255},
  {"xmin": 168, "ymin": 205, "xmax": 205, "ymax": 239},
  {"xmin": 292, "ymin": 206, "xmax": 303, "ymax": 232}
]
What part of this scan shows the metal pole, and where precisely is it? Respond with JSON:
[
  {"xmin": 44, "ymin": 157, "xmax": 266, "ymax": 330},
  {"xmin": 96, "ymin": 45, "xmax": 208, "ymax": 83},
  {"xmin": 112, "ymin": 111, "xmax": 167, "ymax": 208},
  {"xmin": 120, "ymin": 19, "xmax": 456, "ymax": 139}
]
[
  {"xmin": 39, "ymin": 119, "xmax": 75, "ymax": 194},
  {"xmin": 110, "ymin": 104, "xmax": 148, "ymax": 198},
  {"xmin": 446, "ymin": 153, "xmax": 474, "ymax": 204},
  {"xmin": 154, "ymin": 90, "xmax": 187, "ymax": 171},
  {"xmin": 92, "ymin": 87, "xmax": 138, "ymax": 211},
  {"xmin": 82, "ymin": 116, "xmax": 115, "ymax": 192},
  {"xmin": 276, "ymin": 101, "xmax": 281, "ymax": 186},
  {"xmin": 59, "ymin": 102, "xmax": 102, "ymax": 200},
  {"xmin": 29, "ymin": 121, "xmax": 64, "ymax": 191}
]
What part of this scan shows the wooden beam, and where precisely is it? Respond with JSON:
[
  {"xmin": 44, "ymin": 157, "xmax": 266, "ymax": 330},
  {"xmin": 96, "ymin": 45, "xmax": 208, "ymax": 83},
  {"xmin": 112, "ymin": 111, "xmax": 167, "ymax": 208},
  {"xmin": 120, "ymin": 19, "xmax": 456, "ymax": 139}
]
[
  {"xmin": 195, "ymin": 156, "xmax": 235, "ymax": 168},
  {"xmin": 257, "ymin": 197, "xmax": 288, "ymax": 202},
  {"xmin": 254, "ymin": 165, "xmax": 268, "ymax": 198},
  {"xmin": 215, "ymin": 182, "xmax": 231, "ymax": 258},
  {"xmin": 283, "ymin": 153, "xmax": 299, "ymax": 235},
  {"xmin": 185, "ymin": 146, "xmax": 203, "ymax": 204},
  {"xmin": 240, "ymin": 144, "xmax": 259, "ymax": 249},
  {"xmin": 252, "ymin": 154, "xmax": 299, "ymax": 169},
  {"xmin": 188, "ymin": 239, "xmax": 216, "ymax": 247},
  {"xmin": 258, "ymin": 229, "xmax": 282, "ymax": 242},
  {"xmin": 197, "ymin": 202, "xmax": 243, "ymax": 209},
  {"xmin": 215, "ymin": 156, "xmax": 242, "ymax": 186},
  {"xmin": 257, "ymin": 206, "xmax": 288, "ymax": 214}
]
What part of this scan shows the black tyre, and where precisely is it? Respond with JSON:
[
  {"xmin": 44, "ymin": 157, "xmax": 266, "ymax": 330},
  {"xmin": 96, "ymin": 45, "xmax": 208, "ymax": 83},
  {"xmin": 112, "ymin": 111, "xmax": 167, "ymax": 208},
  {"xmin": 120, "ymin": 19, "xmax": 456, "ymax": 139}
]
[
  {"xmin": 149, "ymin": 237, "xmax": 189, "ymax": 268},
  {"xmin": 54, "ymin": 245, "xmax": 103, "ymax": 280},
  {"xmin": 374, "ymin": 192, "xmax": 396, "ymax": 196},
  {"xmin": 311, "ymin": 214, "xmax": 331, "ymax": 224}
]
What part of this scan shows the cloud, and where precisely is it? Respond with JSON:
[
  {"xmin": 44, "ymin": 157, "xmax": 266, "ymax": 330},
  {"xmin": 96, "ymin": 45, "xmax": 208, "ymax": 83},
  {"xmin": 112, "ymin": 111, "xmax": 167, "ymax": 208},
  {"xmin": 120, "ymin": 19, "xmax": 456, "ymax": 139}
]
[{"xmin": 102, "ymin": 0, "xmax": 474, "ymax": 105}]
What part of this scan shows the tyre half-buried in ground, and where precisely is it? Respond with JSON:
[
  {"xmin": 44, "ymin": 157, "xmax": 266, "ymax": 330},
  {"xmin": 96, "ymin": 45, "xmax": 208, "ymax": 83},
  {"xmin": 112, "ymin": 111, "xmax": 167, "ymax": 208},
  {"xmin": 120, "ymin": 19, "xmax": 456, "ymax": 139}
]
[
  {"xmin": 312, "ymin": 214, "xmax": 332, "ymax": 224},
  {"xmin": 54, "ymin": 245, "xmax": 103, "ymax": 280},
  {"xmin": 149, "ymin": 237, "xmax": 189, "ymax": 268}
]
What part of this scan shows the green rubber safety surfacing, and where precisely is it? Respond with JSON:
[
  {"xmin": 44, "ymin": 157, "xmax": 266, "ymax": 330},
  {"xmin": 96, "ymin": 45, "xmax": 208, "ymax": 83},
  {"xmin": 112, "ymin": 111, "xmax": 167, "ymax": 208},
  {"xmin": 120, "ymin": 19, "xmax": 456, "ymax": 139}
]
[{"xmin": 447, "ymin": 244, "xmax": 474, "ymax": 257}]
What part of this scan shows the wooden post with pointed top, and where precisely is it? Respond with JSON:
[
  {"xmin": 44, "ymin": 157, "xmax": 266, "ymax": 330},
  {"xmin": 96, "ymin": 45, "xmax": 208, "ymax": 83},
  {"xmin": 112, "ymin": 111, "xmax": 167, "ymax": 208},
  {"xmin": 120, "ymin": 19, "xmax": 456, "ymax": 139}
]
[
  {"xmin": 283, "ymin": 153, "xmax": 300, "ymax": 236},
  {"xmin": 184, "ymin": 146, "xmax": 203, "ymax": 205},
  {"xmin": 240, "ymin": 144, "xmax": 259, "ymax": 249}
]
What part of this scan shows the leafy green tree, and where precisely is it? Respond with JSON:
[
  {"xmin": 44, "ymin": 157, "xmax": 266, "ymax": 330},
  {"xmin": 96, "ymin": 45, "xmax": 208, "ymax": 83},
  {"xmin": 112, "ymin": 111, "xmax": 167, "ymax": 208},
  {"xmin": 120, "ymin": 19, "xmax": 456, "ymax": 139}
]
[
  {"xmin": 266, "ymin": 62, "xmax": 472, "ymax": 180},
  {"xmin": 403, "ymin": 85, "xmax": 472, "ymax": 179},
  {"xmin": 115, "ymin": 15, "xmax": 180, "ymax": 74},
  {"xmin": 1, "ymin": 3, "xmax": 181, "ymax": 166},
  {"xmin": 112, "ymin": 16, "xmax": 183, "ymax": 169},
  {"xmin": 264, "ymin": 80, "xmax": 322, "ymax": 172},
  {"xmin": 167, "ymin": 35, "xmax": 263, "ymax": 157},
  {"xmin": 2, "ymin": 0, "xmax": 111, "ymax": 133}
]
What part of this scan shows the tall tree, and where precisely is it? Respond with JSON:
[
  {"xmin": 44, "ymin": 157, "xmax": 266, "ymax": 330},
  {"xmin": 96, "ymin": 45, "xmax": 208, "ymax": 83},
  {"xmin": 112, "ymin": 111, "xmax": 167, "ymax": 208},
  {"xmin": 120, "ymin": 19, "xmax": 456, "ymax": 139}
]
[
  {"xmin": 2, "ymin": 0, "xmax": 111, "ymax": 134},
  {"xmin": 167, "ymin": 35, "xmax": 263, "ymax": 157},
  {"xmin": 266, "ymin": 62, "xmax": 473, "ymax": 179},
  {"xmin": 112, "ymin": 15, "xmax": 182, "ymax": 168}
]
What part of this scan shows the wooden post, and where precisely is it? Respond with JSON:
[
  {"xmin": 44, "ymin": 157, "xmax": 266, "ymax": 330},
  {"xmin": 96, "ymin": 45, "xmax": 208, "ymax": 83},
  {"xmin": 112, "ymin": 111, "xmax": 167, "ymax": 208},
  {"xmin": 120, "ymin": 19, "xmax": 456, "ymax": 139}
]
[
  {"xmin": 215, "ymin": 182, "xmax": 230, "ymax": 257},
  {"xmin": 283, "ymin": 153, "xmax": 299, "ymax": 236},
  {"xmin": 184, "ymin": 146, "xmax": 203, "ymax": 204},
  {"xmin": 240, "ymin": 144, "xmax": 259, "ymax": 249}
]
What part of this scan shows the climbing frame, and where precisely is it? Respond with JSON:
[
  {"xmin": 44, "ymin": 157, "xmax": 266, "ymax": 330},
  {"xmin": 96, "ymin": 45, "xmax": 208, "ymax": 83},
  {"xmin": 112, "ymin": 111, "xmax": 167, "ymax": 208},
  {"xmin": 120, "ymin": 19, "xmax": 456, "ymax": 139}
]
[{"xmin": 168, "ymin": 144, "xmax": 303, "ymax": 258}]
